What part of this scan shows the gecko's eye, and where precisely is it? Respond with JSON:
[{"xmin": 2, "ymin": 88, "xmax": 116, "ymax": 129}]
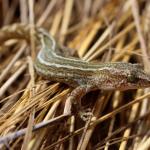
[{"xmin": 127, "ymin": 72, "xmax": 138, "ymax": 83}]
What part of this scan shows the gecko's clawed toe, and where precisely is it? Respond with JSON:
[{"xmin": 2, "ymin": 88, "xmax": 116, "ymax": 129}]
[{"xmin": 79, "ymin": 108, "xmax": 93, "ymax": 121}]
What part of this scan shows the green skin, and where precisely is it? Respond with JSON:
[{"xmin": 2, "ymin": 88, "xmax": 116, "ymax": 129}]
[{"xmin": 34, "ymin": 29, "xmax": 150, "ymax": 103}]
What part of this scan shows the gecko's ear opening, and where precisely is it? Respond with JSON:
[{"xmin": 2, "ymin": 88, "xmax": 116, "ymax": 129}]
[{"xmin": 133, "ymin": 64, "xmax": 144, "ymax": 69}]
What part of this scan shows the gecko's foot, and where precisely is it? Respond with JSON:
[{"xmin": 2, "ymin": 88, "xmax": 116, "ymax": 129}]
[{"xmin": 79, "ymin": 108, "xmax": 93, "ymax": 121}]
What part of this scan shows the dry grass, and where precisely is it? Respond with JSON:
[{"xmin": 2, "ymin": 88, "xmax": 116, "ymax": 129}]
[{"xmin": 0, "ymin": 0, "xmax": 150, "ymax": 149}]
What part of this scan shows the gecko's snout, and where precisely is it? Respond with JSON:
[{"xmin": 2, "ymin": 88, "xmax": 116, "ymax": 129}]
[
  {"xmin": 139, "ymin": 73, "xmax": 150, "ymax": 87},
  {"xmin": 128, "ymin": 70, "xmax": 150, "ymax": 89}
]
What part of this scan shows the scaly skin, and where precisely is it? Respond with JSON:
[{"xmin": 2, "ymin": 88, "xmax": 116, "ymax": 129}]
[{"xmin": 35, "ymin": 28, "xmax": 150, "ymax": 92}]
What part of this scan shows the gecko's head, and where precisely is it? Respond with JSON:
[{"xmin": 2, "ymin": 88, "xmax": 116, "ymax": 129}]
[
  {"xmin": 92, "ymin": 63, "xmax": 150, "ymax": 90},
  {"xmin": 119, "ymin": 67, "xmax": 150, "ymax": 90}
]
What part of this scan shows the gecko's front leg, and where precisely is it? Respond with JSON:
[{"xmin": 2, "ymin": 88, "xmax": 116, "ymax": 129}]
[{"xmin": 68, "ymin": 85, "xmax": 94, "ymax": 120}]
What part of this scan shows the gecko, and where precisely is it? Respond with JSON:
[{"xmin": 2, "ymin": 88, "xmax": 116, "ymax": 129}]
[{"xmin": 0, "ymin": 24, "xmax": 150, "ymax": 108}]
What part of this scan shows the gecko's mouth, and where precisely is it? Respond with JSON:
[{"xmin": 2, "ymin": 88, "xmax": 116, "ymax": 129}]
[{"xmin": 127, "ymin": 79, "xmax": 150, "ymax": 89}]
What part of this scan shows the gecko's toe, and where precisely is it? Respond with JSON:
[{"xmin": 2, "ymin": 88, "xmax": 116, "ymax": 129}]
[{"xmin": 79, "ymin": 108, "xmax": 93, "ymax": 121}]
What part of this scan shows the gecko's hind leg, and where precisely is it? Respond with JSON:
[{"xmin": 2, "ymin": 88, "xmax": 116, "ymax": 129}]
[{"xmin": 68, "ymin": 86, "xmax": 94, "ymax": 121}]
